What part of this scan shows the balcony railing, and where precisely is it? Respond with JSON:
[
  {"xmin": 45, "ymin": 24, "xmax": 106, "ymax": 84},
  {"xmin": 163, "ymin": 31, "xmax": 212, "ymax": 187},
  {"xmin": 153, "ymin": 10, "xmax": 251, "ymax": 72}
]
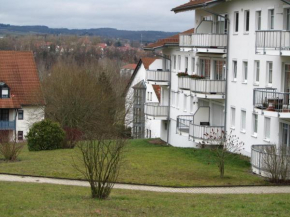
[
  {"xmin": 177, "ymin": 115, "xmax": 193, "ymax": 133},
  {"xmin": 0, "ymin": 121, "xmax": 16, "ymax": 130},
  {"xmin": 178, "ymin": 77, "xmax": 191, "ymax": 90},
  {"xmin": 146, "ymin": 70, "xmax": 170, "ymax": 83},
  {"xmin": 189, "ymin": 124, "xmax": 224, "ymax": 140},
  {"xmin": 256, "ymin": 30, "xmax": 290, "ymax": 53},
  {"xmin": 145, "ymin": 103, "xmax": 169, "ymax": 117},
  {"xmin": 190, "ymin": 79, "xmax": 226, "ymax": 95},
  {"xmin": 251, "ymin": 145, "xmax": 290, "ymax": 178},
  {"xmin": 180, "ymin": 34, "xmax": 227, "ymax": 48},
  {"xmin": 253, "ymin": 88, "xmax": 290, "ymax": 113}
]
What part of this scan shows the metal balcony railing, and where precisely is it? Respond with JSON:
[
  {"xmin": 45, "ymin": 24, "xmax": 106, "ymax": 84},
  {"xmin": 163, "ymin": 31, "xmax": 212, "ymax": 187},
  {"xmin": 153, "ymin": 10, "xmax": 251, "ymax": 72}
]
[
  {"xmin": 145, "ymin": 103, "xmax": 169, "ymax": 117},
  {"xmin": 0, "ymin": 121, "xmax": 16, "ymax": 130},
  {"xmin": 180, "ymin": 33, "xmax": 227, "ymax": 48},
  {"xmin": 251, "ymin": 145, "xmax": 290, "ymax": 177},
  {"xmin": 190, "ymin": 79, "xmax": 226, "ymax": 95},
  {"xmin": 178, "ymin": 77, "xmax": 191, "ymax": 90},
  {"xmin": 146, "ymin": 70, "xmax": 170, "ymax": 83},
  {"xmin": 177, "ymin": 115, "xmax": 193, "ymax": 133},
  {"xmin": 189, "ymin": 124, "xmax": 224, "ymax": 140},
  {"xmin": 256, "ymin": 30, "xmax": 290, "ymax": 52},
  {"xmin": 253, "ymin": 88, "xmax": 290, "ymax": 113}
]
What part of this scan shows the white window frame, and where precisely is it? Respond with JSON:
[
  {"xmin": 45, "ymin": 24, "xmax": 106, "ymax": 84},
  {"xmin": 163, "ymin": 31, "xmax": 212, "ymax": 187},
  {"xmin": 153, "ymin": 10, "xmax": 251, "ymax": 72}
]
[
  {"xmin": 254, "ymin": 60, "xmax": 260, "ymax": 85},
  {"xmin": 264, "ymin": 117, "xmax": 271, "ymax": 141},
  {"xmin": 244, "ymin": 10, "xmax": 250, "ymax": 33},
  {"xmin": 267, "ymin": 61, "xmax": 273, "ymax": 86},
  {"xmin": 232, "ymin": 60, "xmax": 237, "ymax": 81},
  {"xmin": 173, "ymin": 55, "xmax": 176, "ymax": 70},
  {"xmin": 183, "ymin": 94, "xmax": 188, "ymax": 112},
  {"xmin": 234, "ymin": 11, "xmax": 239, "ymax": 33},
  {"xmin": 178, "ymin": 55, "xmax": 181, "ymax": 71},
  {"xmin": 185, "ymin": 57, "xmax": 189, "ymax": 73},
  {"xmin": 252, "ymin": 113, "xmax": 258, "ymax": 137},
  {"xmin": 256, "ymin": 10, "xmax": 262, "ymax": 31},
  {"xmin": 231, "ymin": 107, "xmax": 236, "ymax": 129},
  {"xmin": 285, "ymin": 8, "xmax": 290, "ymax": 30},
  {"xmin": 242, "ymin": 61, "xmax": 248, "ymax": 83},
  {"xmin": 268, "ymin": 9, "xmax": 275, "ymax": 30},
  {"xmin": 192, "ymin": 57, "xmax": 196, "ymax": 74},
  {"xmin": 241, "ymin": 110, "xmax": 246, "ymax": 133}
]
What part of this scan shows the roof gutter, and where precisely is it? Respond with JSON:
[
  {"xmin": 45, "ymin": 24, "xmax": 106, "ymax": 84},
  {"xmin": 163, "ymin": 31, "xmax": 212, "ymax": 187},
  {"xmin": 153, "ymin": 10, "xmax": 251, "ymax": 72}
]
[{"xmin": 172, "ymin": 0, "xmax": 224, "ymax": 13}]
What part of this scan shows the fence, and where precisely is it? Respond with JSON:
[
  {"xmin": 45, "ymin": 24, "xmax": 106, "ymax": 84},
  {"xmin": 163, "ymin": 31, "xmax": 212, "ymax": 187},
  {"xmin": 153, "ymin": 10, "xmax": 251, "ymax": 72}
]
[
  {"xmin": 177, "ymin": 115, "xmax": 193, "ymax": 133},
  {"xmin": 180, "ymin": 33, "xmax": 227, "ymax": 48},
  {"xmin": 178, "ymin": 77, "xmax": 191, "ymax": 90},
  {"xmin": 145, "ymin": 103, "xmax": 169, "ymax": 117},
  {"xmin": 190, "ymin": 79, "xmax": 226, "ymax": 95},
  {"xmin": 146, "ymin": 70, "xmax": 170, "ymax": 82},
  {"xmin": 189, "ymin": 124, "xmax": 224, "ymax": 140},
  {"xmin": 0, "ymin": 121, "xmax": 16, "ymax": 130}
]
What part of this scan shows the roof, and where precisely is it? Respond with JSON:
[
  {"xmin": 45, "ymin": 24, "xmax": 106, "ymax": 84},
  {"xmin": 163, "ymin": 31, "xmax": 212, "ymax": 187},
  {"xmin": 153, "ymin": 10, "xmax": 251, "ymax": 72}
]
[
  {"xmin": 144, "ymin": 28, "xmax": 194, "ymax": 50},
  {"xmin": 122, "ymin": 64, "xmax": 137, "ymax": 70},
  {"xmin": 141, "ymin": 57, "xmax": 159, "ymax": 70},
  {"xmin": 0, "ymin": 51, "xmax": 45, "ymax": 109},
  {"xmin": 152, "ymin": 85, "xmax": 161, "ymax": 102},
  {"xmin": 172, "ymin": 0, "xmax": 224, "ymax": 13},
  {"xmin": 132, "ymin": 80, "xmax": 146, "ymax": 89}
]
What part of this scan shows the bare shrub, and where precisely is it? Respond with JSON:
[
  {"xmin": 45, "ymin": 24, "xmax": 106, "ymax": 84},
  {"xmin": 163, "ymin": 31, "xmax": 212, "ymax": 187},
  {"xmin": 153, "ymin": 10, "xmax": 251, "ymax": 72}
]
[
  {"xmin": 74, "ymin": 137, "xmax": 127, "ymax": 199},
  {"xmin": 202, "ymin": 130, "xmax": 245, "ymax": 178},
  {"xmin": 262, "ymin": 145, "xmax": 290, "ymax": 183},
  {"xmin": 0, "ymin": 140, "xmax": 24, "ymax": 162}
]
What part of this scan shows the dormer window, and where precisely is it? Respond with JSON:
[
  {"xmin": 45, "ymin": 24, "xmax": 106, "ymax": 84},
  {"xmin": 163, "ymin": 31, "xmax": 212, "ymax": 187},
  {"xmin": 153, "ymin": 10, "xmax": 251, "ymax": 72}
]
[{"xmin": 0, "ymin": 82, "xmax": 10, "ymax": 98}]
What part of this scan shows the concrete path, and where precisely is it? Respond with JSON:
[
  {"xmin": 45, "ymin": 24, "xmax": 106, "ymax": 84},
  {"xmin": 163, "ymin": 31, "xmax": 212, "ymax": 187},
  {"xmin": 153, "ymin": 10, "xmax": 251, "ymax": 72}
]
[{"xmin": 1, "ymin": 174, "xmax": 290, "ymax": 194}]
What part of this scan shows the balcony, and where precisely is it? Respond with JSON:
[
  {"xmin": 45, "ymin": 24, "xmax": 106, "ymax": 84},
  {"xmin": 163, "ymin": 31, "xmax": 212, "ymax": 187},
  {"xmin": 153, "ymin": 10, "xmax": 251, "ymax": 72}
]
[
  {"xmin": 253, "ymin": 88, "xmax": 290, "ymax": 118},
  {"xmin": 146, "ymin": 70, "xmax": 170, "ymax": 86},
  {"xmin": 190, "ymin": 79, "xmax": 226, "ymax": 99},
  {"xmin": 0, "ymin": 121, "xmax": 16, "ymax": 130},
  {"xmin": 256, "ymin": 31, "xmax": 290, "ymax": 56},
  {"xmin": 179, "ymin": 33, "xmax": 227, "ymax": 53},
  {"xmin": 145, "ymin": 103, "xmax": 169, "ymax": 120},
  {"xmin": 178, "ymin": 77, "xmax": 191, "ymax": 90},
  {"xmin": 176, "ymin": 115, "xmax": 193, "ymax": 134}
]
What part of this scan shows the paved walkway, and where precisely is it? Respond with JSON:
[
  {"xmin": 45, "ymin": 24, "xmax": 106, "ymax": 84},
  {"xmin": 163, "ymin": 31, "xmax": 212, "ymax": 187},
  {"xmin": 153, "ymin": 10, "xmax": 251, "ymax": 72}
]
[{"xmin": 1, "ymin": 174, "xmax": 290, "ymax": 194}]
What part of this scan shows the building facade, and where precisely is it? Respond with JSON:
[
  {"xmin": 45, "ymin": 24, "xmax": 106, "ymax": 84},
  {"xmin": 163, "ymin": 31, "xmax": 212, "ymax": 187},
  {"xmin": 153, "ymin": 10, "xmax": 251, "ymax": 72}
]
[
  {"xmin": 143, "ymin": 0, "xmax": 290, "ymax": 177},
  {"xmin": 0, "ymin": 51, "xmax": 45, "ymax": 142}
]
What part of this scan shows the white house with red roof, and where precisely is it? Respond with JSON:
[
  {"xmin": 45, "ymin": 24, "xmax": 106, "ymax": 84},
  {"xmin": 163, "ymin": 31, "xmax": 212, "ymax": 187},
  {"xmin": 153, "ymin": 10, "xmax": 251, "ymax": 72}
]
[
  {"xmin": 125, "ymin": 57, "xmax": 163, "ymax": 139},
  {"xmin": 0, "ymin": 51, "xmax": 45, "ymax": 142}
]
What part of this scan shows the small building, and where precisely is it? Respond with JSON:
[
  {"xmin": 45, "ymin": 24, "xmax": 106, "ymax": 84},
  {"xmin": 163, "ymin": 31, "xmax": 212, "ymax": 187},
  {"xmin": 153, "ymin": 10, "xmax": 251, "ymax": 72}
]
[
  {"xmin": 120, "ymin": 64, "xmax": 137, "ymax": 77},
  {"xmin": 0, "ymin": 51, "xmax": 45, "ymax": 142}
]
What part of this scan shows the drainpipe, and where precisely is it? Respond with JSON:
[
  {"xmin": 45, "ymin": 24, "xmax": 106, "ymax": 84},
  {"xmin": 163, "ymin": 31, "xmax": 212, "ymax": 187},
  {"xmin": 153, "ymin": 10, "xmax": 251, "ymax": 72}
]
[
  {"xmin": 202, "ymin": 8, "xmax": 230, "ymax": 134},
  {"xmin": 152, "ymin": 52, "xmax": 172, "ymax": 146}
]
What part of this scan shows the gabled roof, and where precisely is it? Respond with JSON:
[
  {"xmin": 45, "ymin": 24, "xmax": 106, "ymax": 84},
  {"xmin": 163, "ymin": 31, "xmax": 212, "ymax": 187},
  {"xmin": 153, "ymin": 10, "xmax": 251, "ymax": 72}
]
[
  {"xmin": 122, "ymin": 64, "xmax": 137, "ymax": 70},
  {"xmin": 141, "ymin": 57, "xmax": 159, "ymax": 70},
  {"xmin": 172, "ymin": 0, "xmax": 224, "ymax": 13},
  {"xmin": 144, "ymin": 28, "xmax": 194, "ymax": 50},
  {"xmin": 0, "ymin": 51, "xmax": 45, "ymax": 109},
  {"xmin": 152, "ymin": 85, "xmax": 161, "ymax": 102}
]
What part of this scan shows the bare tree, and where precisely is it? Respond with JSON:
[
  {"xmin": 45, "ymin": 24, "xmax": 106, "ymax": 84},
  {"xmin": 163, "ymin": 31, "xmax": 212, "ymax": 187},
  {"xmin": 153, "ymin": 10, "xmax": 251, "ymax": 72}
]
[
  {"xmin": 262, "ymin": 145, "xmax": 290, "ymax": 183},
  {"xmin": 74, "ymin": 137, "xmax": 127, "ymax": 199},
  {"xmin": 0, "ymin": 135, "xmax": 24, "ymax": 162},
  {"xmin": 202, "ymin": 130, "xmax": 245, "ymax": 178}
]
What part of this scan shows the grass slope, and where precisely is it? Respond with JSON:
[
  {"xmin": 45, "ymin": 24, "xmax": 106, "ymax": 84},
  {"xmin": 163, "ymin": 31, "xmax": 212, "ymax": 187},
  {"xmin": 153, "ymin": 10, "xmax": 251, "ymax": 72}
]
[
  {"xmin": 1, "ymin": 182, "xmax": 290, "ymax": 217},
  {"xmin": 0, "ymin": 139, "xmax": 265, "ymax": 186}
]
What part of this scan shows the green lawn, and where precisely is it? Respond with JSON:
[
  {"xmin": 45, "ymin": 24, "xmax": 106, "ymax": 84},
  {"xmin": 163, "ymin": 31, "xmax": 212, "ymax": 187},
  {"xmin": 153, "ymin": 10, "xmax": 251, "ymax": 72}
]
[
  {"xmin": 0, "ymin": 181, "xmax": 290, "ymax": 217},
  {"xmin": 0, "ymin": 139, "xmax": 266, "ymax": 187}
]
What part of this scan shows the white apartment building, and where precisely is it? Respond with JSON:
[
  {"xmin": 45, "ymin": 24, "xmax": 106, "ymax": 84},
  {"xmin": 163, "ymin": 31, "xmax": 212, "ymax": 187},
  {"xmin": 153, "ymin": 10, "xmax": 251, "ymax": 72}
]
[
  {"xmin": 143, "ymin": 0, "xmax": 290, "ymax": 177},
  {"xmin": 125, "ymin": 57, "xmax": 162, "ymax": 139},
  {"xmin": 0, "ymin": 51, "xmax": 45, "ymax": 142}
]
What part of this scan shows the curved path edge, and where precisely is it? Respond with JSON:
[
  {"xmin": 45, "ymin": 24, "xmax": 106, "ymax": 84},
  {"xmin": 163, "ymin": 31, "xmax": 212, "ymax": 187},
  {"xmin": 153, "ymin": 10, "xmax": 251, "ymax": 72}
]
[{"xmin": 1, "ymin": 174, "xmax": 290, "ymax": 194}]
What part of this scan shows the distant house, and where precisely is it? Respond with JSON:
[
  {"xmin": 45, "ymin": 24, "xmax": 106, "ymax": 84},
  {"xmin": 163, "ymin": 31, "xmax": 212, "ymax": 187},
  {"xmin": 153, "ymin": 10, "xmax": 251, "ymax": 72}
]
[
  {"xmin": 0, "ymin": 51, "xmax": 45, "ymax": 142},
  {"xmin": 120, "ymin": 64, "xmax": 137, "ymax": 77},
  {"xmin": 125, "ymin": 57, "xmax": 163, "ymax": 139},
  {"xmin": 97, "ymin": 43, "xmax": 108, "ymax": 50}
]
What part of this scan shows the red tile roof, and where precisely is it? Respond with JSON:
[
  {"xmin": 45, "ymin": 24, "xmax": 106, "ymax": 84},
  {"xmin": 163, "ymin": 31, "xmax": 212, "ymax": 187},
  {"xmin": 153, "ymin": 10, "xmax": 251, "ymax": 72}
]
[
  {"xmin": 152, "ymin": 85, "xmax": 161, "ymax": 102},
  {"xmin": 144, "ymin": 28, "xmax": 194, "ymax": 50},
  {"xmin": 141, "ymin": 57, "xmax": 159, "ymax": 70},
  {"xmin": 0, "ymin": 51, "xmax": 45, "ymax": 109},
  {"xmin": 172, "ymin": 0, "xmax": 224, "ymax": 13},
  {"xmin": 122, "ymin": 64, "xmax": 137, "ymax": 70}
]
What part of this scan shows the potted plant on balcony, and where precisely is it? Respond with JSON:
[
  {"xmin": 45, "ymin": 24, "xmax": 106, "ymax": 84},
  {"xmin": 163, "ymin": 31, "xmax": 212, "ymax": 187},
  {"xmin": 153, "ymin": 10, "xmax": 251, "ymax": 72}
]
[
  {"xmin": 177, "ymin": 72, "xmax": 188, "ymax": 77},
  {"xmin": 189, "ymin": 74, "xmax": 205, "ymax": 80}
]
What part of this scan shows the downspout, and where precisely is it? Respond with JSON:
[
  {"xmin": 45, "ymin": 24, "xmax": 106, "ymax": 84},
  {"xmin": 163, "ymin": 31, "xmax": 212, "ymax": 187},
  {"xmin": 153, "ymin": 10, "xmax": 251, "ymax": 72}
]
[
  {"xmin": 202, "ymin": 8, "xmax": 230, "ymax": 134},
  {"xmin": 152, "ymin": 52, "xmax": 172, "ymax": 146}
]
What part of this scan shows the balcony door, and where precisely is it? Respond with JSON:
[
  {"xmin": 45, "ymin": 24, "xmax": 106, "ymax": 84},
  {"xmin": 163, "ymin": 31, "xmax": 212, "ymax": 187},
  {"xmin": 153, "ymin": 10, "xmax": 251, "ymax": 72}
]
[
  {"xmin": 285, "ymin": 64, "xmax": 290, "ymax": 92},
  {"xmin": 281, "ymin": 123, "xmax": 290, "ymax": 151},
  {"xmin": 199, "ymin": 59, "xmax": 211, "ymax": 79},
  {"xmin": 212, "ymin": 104, "xmax": 224, "ymax": 127},
  {"xmin": 214, "ymin": 60, "xmax": 226, "ymax": 80},
  {"xmin": 0, "ymin": 109, "xmax": 9, "ymax": 121}
]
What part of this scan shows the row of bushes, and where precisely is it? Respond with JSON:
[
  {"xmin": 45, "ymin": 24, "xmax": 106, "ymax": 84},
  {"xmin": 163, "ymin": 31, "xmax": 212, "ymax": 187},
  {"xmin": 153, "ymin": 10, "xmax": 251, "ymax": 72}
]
[{"xmin": 177, "ymin": 72, "xmax": 206, "ymax": 79}]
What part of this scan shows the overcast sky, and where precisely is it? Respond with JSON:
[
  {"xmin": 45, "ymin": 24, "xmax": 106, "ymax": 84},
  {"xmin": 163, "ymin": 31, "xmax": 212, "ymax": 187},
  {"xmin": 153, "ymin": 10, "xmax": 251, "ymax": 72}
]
[{"xmin": 0, "ymin": 0, "xmax": 194, "ymax": 32}]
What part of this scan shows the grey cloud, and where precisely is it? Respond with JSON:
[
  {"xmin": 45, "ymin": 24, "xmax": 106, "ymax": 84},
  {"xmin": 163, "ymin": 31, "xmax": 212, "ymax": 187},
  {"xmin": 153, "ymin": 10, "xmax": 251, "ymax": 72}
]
[{"xmin": 0, "ymin": 0, "xmax": 194, "ymax": 32}]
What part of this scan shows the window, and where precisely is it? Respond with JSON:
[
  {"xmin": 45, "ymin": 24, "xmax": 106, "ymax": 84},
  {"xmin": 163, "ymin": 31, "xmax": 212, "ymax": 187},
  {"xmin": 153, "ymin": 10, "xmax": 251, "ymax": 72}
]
[
  {"xmin": 254, "ymin": 61, "xmax": 260, "ymax": 84},
  {"xmin": 253, "ymin": 114, "xmax": 258, "ymax": 136},
  {"xmin": 233, "ymin": 60, "xmax": 237, "ymax": 81},
  {"xmin": 256, "ymin": 11, "xmax": 261, "ymax": 30},
  {"xmin": 214, "ymin": 60, "xmax": 225, "ymax": 80},
  {"xmin": 231, "ymin": 107, "xmax": 236, "ymax": 128},
  {"xmin": 241, "ymin": 110, "xmax": 246, "ymax": 132},
  {"xmin": 185, "ymin": 57, "xmax": 189, "ymax": 73},
  {"xmin": 178, "ymin": 55, "xmax": 181, "ymax": 70},
  {"xmin": 199, "ymin": 59, "xmax": 211, "ymax": 79},
  {"xmin": 216, "ymin": 15, "xmax": 227, "ymax": 33},
  {"xmin": 244, "ymin": 10, "xmax": 250, "ymax": 32},
  {"xmin": 18, "ymin": 131, "xmax": 23, "ymax": 141},
  {"xmin": 0, "ymin": 109, "xmax": 9, "ymax": 121},
  {"xmin": 183, "ymin": 95, "xmax": 187, "ymax": 111},
  {"xmin": 190, "ymin": 96, "xmax": 194, "ymax": 113},
  {"xmin": 173, "ymin": 55, "xmax": 176, "ymax": 70},
  {"xmin": 234, "ymin": 12, "xmax": 239, "ymax": 33},
  {"xmin": 192, "ymin": 58, "xmax": 196, "ymax": 73},
  {"xmin": 150, "ymin": 92, "xmax": 152, "ymax": 101},
  {"xmin": 264, "ymin": 117, "xmax": 271, "ymax": 140},
  {"xmin": 267, "ymin": 62, "xmax": 273, "ymax": 85},
  {"xmin": 18, "ymin": 110, "xmax": 24, "ymax": 120},
  {"xmin": 268, "ymin": 9, "xmax": 274, "ymax": 30},
  {"xmin": 242, "ymin": 61, "xmax": 248, "ymax": 83},
  {"xmin": 286, "ymin": 8, "xmax": 290, "ymax": 30},
  {"xmin": 1, "ymin": 88, "xmax": 9, "ymax": 98}
]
